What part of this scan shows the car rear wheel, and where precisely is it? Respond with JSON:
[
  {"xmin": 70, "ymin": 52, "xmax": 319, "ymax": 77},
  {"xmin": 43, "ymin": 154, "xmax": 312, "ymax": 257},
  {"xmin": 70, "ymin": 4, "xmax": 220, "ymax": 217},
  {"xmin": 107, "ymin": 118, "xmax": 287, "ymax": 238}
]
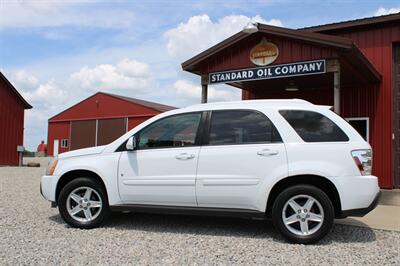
[
  {"xmin": 58, "ymin": 177, "xmax": 110, "ymax": 229},
  {"xmin": 272, "ymin": 184, "xmax": 334, "ymax": 244}
]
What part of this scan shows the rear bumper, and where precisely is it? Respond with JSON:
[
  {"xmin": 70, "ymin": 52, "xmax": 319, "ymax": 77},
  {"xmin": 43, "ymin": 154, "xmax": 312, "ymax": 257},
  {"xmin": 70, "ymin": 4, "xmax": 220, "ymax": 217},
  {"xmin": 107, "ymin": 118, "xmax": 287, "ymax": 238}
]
[
  {"xmin": 339, "ymin": 191, "xmax": 381, "ymax": 218},
  {"xmin": 334, "ymin": 174, "xmax": 380, "ymax": 212}
]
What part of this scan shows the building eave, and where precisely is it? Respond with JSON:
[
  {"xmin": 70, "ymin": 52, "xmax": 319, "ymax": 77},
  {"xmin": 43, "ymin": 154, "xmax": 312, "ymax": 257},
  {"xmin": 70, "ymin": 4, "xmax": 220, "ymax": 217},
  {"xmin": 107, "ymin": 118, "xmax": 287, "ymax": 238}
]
[
  {"xmin": 301, "ymin": 12, "xmax": 400, "ymax": 33},
  {"xmin": 0, "ymin": 72, "xmax": 32, "ymax": 109},
  {"xmin": 181, "ymin": 23, "xmax": 380, "ymax": 83}
]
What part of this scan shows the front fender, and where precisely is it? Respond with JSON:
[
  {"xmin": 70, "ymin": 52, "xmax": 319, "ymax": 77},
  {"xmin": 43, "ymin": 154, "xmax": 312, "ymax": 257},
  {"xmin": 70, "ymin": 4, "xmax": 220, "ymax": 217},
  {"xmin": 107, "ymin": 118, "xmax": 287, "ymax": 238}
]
[{"xmin": 54, "ymin": 152, "xmax": 122, "ymax": 205}]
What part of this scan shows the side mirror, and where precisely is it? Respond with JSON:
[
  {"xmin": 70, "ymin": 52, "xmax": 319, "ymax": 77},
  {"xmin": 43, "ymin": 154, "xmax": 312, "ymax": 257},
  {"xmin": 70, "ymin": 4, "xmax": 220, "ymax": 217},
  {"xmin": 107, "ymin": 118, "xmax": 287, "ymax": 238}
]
[{"xmin": 126, "ymin": 136, "xmax": 136, "ymax": 151}]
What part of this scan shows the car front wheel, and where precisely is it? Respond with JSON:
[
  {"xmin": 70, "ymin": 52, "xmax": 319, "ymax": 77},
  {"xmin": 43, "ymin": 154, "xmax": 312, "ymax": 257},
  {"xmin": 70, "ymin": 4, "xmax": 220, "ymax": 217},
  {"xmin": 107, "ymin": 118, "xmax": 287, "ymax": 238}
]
[
  {"xmin": 272, "ymin": 184, "xmax": 334, "ymax": 244},
  {"xmin": 58, "ymin": 177, "xmax": 110, "ymax": 229}
]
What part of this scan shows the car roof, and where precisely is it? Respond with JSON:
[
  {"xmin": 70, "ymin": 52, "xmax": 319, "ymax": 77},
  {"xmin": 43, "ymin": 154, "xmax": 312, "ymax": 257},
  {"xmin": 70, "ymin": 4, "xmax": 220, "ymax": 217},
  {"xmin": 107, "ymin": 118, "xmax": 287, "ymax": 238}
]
[{"xmin": 178, "ymin": 99, "xmax": 329, "ymax": 113}]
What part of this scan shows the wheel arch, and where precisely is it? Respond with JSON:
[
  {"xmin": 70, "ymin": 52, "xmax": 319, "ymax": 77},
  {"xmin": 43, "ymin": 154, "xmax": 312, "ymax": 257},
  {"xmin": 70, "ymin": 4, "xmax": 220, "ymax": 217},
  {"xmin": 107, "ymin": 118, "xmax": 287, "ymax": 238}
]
[
  {"xmin": 266, "ymin": 175, "xmax": 342, "ymax": 218},
  {"xmin": 56, "ymin": 169, "xmax": 108, "ymax": 205}
]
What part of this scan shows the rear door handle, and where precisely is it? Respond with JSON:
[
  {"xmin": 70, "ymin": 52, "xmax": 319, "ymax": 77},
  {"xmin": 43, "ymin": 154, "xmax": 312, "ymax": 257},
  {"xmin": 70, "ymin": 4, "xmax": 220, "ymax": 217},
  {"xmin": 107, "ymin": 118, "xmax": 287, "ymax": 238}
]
[
  {"xmin": 175, "ymin": 153, "xmax": 195, "ymax": 160},
  {"xmin": 257, "ymin": 149, "xmax": 279, "ymax": 156}
]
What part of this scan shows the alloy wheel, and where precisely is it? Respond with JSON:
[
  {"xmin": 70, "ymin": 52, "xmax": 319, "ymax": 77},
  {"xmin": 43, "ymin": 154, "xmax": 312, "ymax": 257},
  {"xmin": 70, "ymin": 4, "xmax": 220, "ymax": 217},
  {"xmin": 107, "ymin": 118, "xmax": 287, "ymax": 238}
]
[
  {"xmin": 281, "ymin": 194, "xmax": 324, "ymax": 236},
  {"xmin": 66, "ymin": 186, "xmax": 103, "ymax": 223}
]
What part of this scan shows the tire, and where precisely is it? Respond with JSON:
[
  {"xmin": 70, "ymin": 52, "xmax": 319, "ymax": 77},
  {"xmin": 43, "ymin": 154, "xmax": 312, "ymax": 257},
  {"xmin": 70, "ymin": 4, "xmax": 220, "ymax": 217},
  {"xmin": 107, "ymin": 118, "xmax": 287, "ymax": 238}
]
[
  {"xmin": 271, "ymin": 184, "xmax": 334, "ymax": 244},
  {"xmin": 58, "ymin": 177, "xmax": 110, "ymax": 229}
]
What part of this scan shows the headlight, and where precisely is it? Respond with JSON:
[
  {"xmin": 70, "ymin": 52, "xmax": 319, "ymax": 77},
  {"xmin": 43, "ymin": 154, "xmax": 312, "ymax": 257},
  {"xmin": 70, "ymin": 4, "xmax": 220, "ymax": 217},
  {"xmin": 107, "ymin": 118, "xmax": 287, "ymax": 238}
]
[
  {"xmin": 351, "ymin": 149, "xmax": 372, "ymax": 176},
  {"xmin": 46, "ymin": 157, "xmax": 59, "ymax": 175}
]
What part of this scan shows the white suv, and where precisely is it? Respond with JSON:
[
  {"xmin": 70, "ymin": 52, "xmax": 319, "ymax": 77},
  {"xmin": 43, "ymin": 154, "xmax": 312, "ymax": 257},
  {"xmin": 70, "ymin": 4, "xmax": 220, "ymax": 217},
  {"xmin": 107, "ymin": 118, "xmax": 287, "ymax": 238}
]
[{"xmin": 41, "ymin": 99, "xmax": 380, "ymax": 243}]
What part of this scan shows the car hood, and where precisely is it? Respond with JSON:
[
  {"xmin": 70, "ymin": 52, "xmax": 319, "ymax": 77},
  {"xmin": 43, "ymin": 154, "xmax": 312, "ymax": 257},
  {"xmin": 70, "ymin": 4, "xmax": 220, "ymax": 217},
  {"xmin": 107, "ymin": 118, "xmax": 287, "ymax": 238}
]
[{"xmin": 58, "ymin": 146, "xmax": 106, "ymax": 159}]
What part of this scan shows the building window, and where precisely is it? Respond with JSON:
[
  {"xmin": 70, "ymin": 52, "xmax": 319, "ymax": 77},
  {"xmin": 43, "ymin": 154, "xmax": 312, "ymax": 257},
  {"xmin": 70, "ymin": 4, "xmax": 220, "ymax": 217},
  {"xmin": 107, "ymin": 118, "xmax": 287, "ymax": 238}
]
[
  {"xmin": 346, "ymin": 117, "xmax": 369, "ymax": 142},
  {"xmin": 61, "ymin": 139, "xmax": 69, "ymax": 148}
]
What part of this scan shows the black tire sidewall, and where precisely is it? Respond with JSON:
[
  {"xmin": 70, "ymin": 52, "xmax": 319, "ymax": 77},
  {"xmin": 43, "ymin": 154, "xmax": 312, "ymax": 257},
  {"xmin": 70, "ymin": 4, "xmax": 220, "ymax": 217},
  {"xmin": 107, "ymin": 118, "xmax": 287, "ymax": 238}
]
[
  {"xmin": 272, "ymin": 184, "xmax": 334, "ymax": 244},
  {"xmin": 58, "ymin": 177, "xmax": 110, "ymax": 229}
]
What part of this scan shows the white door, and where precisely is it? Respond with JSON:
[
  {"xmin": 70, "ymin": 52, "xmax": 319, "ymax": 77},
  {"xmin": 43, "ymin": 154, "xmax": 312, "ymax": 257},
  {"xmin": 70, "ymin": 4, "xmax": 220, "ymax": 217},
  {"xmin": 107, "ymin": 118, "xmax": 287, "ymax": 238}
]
[
  {"xmin": 196, "ymin": 110, "xmax": 287, "ymax": 210},
  {"xmin": 118, "ymin": 112, "xmax": 202, "ymax": 206},
  {"xmin": 53, "ymin": 139, "xmax": 59, "ymax": 156}
]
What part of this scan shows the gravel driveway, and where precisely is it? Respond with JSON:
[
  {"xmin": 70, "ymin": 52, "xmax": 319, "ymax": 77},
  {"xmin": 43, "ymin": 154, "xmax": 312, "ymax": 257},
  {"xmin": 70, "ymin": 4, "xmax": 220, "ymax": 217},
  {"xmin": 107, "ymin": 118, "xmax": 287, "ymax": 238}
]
[{"xmin": 0, "ymin": 162, "xmax": 399, "ymax": 265}]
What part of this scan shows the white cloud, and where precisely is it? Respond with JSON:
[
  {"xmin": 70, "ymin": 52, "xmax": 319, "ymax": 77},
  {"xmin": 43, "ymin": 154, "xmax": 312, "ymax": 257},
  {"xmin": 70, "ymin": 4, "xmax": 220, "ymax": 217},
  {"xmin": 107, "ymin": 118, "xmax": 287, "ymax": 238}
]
[
  {"xmin": 374, "ymin": 7, "xmax": 400, "ymax": 16},
  {"xmin": 173, "ymin": 79, "xmax": 240, "ymax": 102},
  {"xmin": 22, "ymin": 80, "xmax": 67, "ymax": 106},
  {"xmin": 11, "ymin": 70, "xmax": 39, "ymax": 91},
  {"xmin": 0, "ymin": 0, "xmax": 135, "ymax": 28},
  {"xmin": 70, "ymin": 58, "xmax": 155, "ymax": 92},
  {"xmin": 164, "ymin": 14, "xmax": 283, "ymax": 61},
  {"xmin": 18, "ymin": 78, "xmax": 71, "ymax": 149}
]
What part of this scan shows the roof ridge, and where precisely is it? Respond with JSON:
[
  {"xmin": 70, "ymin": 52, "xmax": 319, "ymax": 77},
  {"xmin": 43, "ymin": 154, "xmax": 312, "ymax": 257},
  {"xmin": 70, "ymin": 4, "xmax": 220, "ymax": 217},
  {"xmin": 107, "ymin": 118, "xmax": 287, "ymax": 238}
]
[{"xmin": 99, "ymin": 92, "xmax": 176, "ymax": 112}]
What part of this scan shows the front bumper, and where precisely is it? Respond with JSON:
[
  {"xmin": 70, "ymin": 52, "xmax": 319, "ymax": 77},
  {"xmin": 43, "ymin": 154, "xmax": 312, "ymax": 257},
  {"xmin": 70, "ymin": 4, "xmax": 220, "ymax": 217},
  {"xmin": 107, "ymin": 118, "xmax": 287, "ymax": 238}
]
[
  {"xmin": 40, "ymin": 175, "xmax": 58, "ymax": 206},
  {"xmin": 340, "ymin": 191, "xmax": 381, "ymax": 218}
]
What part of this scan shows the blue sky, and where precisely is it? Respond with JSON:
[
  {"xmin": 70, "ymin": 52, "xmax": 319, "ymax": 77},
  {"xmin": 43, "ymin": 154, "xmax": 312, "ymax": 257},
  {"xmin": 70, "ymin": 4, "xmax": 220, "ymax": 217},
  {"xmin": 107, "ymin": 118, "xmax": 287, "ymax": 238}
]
[{"xmin": 1, "ymin": 0, "xmax": 399, "ymax": 150}]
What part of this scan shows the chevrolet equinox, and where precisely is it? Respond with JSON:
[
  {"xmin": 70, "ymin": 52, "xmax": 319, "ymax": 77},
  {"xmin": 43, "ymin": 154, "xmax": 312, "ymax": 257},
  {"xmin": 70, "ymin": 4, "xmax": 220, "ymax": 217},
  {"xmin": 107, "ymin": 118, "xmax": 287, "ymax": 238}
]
[{"xmin": 41, "ymin": 99, "xmax": 380, "ymax": 243}]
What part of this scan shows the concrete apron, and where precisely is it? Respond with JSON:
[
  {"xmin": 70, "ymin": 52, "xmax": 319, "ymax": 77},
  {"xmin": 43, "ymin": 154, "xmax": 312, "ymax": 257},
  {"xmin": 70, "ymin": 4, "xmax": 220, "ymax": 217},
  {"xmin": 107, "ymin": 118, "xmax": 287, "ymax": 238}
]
[{"xmin": 336, "ymin": 189, "xmax": 400, "ymax": 232}]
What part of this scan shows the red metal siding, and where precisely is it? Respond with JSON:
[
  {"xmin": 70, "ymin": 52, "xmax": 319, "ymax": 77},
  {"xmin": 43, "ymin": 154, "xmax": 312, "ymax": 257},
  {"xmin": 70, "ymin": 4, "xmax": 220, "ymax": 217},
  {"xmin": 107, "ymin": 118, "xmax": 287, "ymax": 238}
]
[
  {"xmin": 199, "ymin": 34, "xmax": 338, "ymax": 73},
  {"xmin": 128, "ymin": 116, "xmax": 151, "ymax": 130},
  {"xmin": 0, "ymin": 80, "xmax": 25, "ymax": 165},
  {"xmin": 333, "ymin": 24, "xmax": 400, "ymax": 188},
  {"xmin": 47, "ymin": 122, "xmax": 70, "ymax": 156}
]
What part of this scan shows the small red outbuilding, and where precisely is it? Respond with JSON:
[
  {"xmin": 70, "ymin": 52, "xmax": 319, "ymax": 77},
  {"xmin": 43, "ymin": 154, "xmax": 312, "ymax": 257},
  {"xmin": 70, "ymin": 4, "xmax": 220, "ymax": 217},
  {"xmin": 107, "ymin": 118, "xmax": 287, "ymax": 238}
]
[
  {"xmin": 47, "ymin": 92, "xmax": 175, "ymax": 156},
  {"xmin": 0, "ymin": 72, "xmax": 32, "ymax": 165}
]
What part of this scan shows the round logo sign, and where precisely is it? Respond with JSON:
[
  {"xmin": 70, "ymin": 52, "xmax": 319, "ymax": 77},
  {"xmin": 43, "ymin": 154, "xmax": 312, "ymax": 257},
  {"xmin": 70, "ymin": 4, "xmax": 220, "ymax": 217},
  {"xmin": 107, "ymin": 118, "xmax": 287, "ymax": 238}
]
[{"xmin": 249, "ymin": 38, "xmax": 279, "ymax": 66}]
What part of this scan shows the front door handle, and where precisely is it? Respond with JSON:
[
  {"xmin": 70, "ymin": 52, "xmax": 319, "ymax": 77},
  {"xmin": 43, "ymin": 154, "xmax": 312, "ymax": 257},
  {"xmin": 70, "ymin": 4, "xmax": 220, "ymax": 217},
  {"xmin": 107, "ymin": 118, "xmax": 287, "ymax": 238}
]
[
  {"xmin": 175, "ymin": 153, "xmax": 195, "ymax": 160},
  {"xmin": 257, "ymin": 149, "xmax": 279, "ymax": 156}
]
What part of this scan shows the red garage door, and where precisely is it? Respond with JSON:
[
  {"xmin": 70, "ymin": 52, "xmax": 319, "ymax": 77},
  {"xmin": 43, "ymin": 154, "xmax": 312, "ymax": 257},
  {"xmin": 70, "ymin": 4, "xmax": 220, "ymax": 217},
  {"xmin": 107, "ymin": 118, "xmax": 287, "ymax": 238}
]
[
  {"xmin": 70, "ymin": 120, "xmax": 96, "ymax": 150},
  {"xmin": 97, "ymin": 118, "xmax": 127, "ymax": 146}
]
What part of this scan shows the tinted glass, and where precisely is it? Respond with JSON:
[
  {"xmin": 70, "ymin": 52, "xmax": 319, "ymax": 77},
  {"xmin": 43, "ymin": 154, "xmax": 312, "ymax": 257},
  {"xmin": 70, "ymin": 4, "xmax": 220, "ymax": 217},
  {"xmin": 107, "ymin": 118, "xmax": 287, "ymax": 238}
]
[
  {"xmin": 138, "ymin": 113, "xmax": 201, "ymax": 149},
  {"xmin": 208, "ymin": 110, "xmax": 281, "ymax": 145},
  {"xmin": 279, "ymin": 110, "xmax": 349, "ymax": 142}
]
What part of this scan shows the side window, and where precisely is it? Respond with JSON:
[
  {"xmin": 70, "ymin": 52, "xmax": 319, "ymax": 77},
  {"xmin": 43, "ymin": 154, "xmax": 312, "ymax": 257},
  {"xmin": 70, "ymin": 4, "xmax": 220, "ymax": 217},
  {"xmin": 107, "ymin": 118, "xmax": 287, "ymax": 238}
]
[
  {"xmin": 279, "ymin": 110, "xmax": 349, "ymax": 142},
  {"xmin": 137, "ymin": 112, "xmax": 202, "ymax": 149},
  {"xmin": 208, "ymin": 110, "xmax": 282, "ymax": 145}
]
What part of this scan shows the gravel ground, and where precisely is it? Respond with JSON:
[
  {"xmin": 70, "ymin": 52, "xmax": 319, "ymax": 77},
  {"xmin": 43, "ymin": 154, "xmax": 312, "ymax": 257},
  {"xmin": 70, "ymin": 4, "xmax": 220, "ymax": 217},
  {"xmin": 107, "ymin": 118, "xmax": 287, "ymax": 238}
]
[{"xmin": 0, "ymin": 161, "xmax": 399, "ymax": 265}]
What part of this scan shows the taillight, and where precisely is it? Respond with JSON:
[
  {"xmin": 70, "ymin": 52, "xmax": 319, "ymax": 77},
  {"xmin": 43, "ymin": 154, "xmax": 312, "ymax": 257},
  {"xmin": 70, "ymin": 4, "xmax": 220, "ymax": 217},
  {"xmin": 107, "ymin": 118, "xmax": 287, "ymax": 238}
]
[{"xmin": 351, "ymin": 149, "xmax": 372, "ymax": 176}]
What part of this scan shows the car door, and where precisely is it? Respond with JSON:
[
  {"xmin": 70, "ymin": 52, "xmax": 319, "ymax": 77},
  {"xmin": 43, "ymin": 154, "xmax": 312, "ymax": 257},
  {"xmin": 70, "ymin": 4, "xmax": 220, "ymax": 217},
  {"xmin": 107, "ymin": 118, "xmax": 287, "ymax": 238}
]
[
  {"xmin": 118, "ymin": 112, "xmax": 203, "ymax": 206},
  {"xmin": 196, "ymin": 109, "xmax": 287, "ymax": 210}
]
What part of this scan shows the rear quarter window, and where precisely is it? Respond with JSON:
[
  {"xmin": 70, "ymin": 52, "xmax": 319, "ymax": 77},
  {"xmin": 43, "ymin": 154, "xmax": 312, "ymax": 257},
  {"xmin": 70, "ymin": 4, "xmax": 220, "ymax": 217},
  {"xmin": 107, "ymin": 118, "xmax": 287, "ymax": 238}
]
[{"xmin": 279, "ymin": 110, "xmax": 349, "ymax": 142}]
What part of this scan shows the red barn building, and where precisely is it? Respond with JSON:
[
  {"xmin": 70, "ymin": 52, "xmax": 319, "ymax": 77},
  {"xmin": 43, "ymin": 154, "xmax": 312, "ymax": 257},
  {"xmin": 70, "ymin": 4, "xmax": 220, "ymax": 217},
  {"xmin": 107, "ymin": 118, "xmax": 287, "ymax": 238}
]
[
  {"xmin": 182, "ymin": 13, "xmax": 400, "ymax": 188},
  {"xmin": 0, "ymin": 72, "xmax": 32, "ymax": 165},
  {"xmin": 47, "ymin": 92, "xmax": 175, "ymax": 156}
]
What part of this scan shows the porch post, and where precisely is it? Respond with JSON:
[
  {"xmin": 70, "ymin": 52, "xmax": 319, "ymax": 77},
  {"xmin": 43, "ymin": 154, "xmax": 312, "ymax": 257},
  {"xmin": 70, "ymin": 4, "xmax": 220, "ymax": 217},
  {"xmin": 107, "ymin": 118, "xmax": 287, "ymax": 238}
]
[
  {"xmin": 327, "ymin": 59, "xmax": 341, "ymax": 114},
  {"xmin": 201, "ymin": 75, "xmax": 208, "ymax": 103},
  {"xmin": 333, "ymin": 70, "xmax": 340, "ymax": 114}
]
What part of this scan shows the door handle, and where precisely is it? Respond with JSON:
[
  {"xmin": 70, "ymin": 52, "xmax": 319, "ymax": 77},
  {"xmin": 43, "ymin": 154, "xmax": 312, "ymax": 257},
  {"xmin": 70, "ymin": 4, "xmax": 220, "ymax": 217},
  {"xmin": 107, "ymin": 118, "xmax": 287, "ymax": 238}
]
[
  {"xmin": 175, "ymin": 153, "xmax": 195, "ymax": 160},
  {"xmin": 257, "ymin": 149, "xmax": 279, "ymax": 156}
]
